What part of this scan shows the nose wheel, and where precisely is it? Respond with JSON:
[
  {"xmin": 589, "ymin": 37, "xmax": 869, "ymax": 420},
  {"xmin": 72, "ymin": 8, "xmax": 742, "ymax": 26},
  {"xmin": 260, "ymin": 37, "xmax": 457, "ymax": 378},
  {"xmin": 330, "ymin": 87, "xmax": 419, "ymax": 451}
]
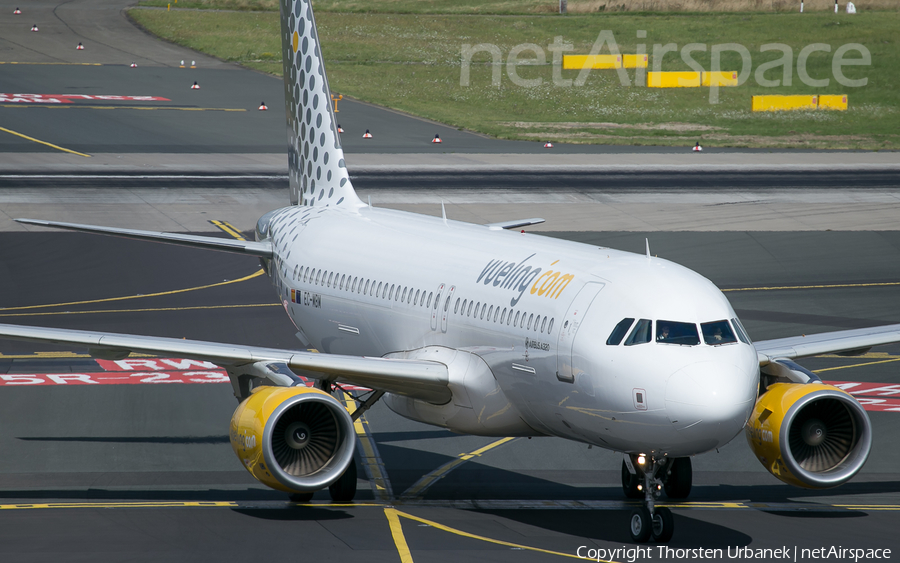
[{"xmin": 624, "ymin": 455, "xmax": 676, "ymax": 543}]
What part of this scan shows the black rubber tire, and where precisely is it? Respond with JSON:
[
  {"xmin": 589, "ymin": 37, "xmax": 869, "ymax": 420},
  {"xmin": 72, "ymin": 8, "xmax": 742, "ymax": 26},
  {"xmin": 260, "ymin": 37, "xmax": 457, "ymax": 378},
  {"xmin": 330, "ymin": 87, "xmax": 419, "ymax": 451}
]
[
  {"xmin": 329, "ymin": 459, "xmax": 358, "ymax": 503},
  {"xmin": 651, "ymin": 507, "xmax": 675, "ymax": 543},
  {"xmin": 664, "ymin": 457, "xmax": 692, "ymax": 499},
  {"xmin": 621, "ymin": 460, "xmax": 642, "ymax": 499},
  {"xmin": 289, "ymin": 491, "xmax": 314, "ymax": 503},
  {"xmin": 629, "ymin": 507, "xmax": 653, "ymax": 543}
]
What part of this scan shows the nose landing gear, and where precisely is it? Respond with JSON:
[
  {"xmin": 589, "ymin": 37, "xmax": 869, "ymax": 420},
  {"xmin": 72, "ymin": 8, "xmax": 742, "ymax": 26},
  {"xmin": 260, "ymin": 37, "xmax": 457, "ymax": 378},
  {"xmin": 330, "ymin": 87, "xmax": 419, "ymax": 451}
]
[{"xmin": 622, "ymin": 454, "xmax": 677, "ymax": 543}]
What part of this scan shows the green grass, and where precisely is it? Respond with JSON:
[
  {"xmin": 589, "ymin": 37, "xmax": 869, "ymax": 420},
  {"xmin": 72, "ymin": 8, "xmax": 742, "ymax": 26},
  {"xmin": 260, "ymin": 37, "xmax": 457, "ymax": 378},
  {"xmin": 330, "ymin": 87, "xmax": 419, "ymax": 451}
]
[{"xmin": 128, "ymin": 8, "xmax": 900, "ymax": 148}]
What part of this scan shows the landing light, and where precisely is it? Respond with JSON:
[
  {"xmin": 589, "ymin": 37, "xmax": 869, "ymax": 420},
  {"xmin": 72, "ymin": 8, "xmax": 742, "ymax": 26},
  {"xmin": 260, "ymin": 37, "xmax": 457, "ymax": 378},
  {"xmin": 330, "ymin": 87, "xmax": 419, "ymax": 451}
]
[{"xmin": 637, "ymin": 454, "xmax": 646, "ymax": 465}]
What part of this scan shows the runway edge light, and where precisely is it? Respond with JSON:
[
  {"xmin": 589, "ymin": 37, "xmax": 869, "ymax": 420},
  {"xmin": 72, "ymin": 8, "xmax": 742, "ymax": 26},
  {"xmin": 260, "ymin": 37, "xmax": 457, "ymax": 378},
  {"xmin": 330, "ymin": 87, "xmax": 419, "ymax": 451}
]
[
  {"xmin": 76, "ymin": 42, "xmax": 84, "ymax": 50},
  {"xmin": 31, "ymin": 24, "xmax": 38, "ymax": 32},
  {"xmin": 693, "ymin": 142, "xmax": 703, "ymax": 152},
  {"xmin": 191, "ymin": 81, "xmax": 200, "ymax": 90},
  {"xmin": 13, "ymin": 7, "xmax": 21, "ymax": 14},
  {"xmin": 337, "ymin": 125, "xmax": 344, "ymax": 133},
  {"xmin": 432, "ymin": 134, "xmax": 442, "ymax": 144},
  {"xmin": 362, "ymin": 129, "xmax": 372, "ymax": 138},
  {"xmin": 544, "ymin": 142, "xmax": 553, "ymax": 148},
  {"xmin": 259, "ymin": 102, "xmax": 268, "ymax": 111},
  {"xmin": 130, "ymin": 62, "xmax": 137, "ymax": 68}
]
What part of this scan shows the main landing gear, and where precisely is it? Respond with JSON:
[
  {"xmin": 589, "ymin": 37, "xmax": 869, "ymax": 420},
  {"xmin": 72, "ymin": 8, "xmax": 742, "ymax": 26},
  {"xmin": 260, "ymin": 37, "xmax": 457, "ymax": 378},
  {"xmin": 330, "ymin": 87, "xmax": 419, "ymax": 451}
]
[{"xmin": 621, "ymin": 454, "xmax": 692, "ymax": 543}]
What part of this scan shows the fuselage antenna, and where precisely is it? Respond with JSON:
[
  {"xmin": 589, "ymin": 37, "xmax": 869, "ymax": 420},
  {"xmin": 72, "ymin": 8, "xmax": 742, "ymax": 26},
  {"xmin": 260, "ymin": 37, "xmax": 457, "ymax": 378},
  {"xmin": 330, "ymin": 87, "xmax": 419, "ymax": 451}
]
[{"xmin": 645, "ymin": 238, "xmax": 651, "ymax": 260}]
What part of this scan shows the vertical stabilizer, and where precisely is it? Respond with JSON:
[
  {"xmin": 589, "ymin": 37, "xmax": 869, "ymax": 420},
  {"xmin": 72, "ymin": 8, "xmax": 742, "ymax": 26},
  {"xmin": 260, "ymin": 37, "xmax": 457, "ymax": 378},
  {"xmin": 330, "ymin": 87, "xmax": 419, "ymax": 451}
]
[{"xmin": 280, "ymin": 0, "xmax": 362, "ymax": 208}]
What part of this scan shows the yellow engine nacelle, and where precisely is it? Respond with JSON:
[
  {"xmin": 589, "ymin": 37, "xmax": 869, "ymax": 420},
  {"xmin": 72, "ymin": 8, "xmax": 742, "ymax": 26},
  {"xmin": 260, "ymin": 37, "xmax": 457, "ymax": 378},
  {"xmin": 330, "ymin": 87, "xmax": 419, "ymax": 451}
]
[
  {"xmin": 745, "ymin": 382, "xmax": 871, "ymax": 489},
  {"xmin": 230, "ymin": 385, "xmax": 355, "ymax": 493}
]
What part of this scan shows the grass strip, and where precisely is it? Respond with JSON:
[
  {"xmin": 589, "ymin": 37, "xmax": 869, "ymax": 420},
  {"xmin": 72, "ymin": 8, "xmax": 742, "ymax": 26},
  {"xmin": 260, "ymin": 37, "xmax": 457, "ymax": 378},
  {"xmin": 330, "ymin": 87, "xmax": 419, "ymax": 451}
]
[{"xmin": 129, "ymin": 8, "xmax": 899, "ymax": 148}]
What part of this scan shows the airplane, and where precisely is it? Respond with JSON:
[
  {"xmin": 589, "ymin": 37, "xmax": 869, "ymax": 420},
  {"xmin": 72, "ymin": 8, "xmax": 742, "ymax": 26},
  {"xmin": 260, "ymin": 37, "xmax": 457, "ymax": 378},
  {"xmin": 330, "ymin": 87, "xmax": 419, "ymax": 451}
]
[{"xmin": 0, "ymin": 0, "xmax": 897, "ymax": 544}]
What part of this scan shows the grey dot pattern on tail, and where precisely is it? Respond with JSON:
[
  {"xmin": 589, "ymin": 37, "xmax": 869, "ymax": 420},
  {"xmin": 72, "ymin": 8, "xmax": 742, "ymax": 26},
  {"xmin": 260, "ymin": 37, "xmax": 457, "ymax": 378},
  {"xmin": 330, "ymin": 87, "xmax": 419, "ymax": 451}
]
[{"xmin": 280, "ymin": 0, "xmax": 359, "ymax": 208}]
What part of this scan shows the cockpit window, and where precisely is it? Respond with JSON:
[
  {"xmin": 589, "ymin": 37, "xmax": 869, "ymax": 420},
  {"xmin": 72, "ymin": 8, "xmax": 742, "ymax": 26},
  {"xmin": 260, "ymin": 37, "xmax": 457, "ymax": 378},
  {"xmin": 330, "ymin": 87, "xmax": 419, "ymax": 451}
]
[
  {"xmin": 607, "ymin": 318, "xmax": 635, "ymax": 346},
  {"xmin": 701, "ymin": 320, "xmax": 737, "ymax": 345},
  {"xmin": 656, "ymin": 321, "xmax": 700, "ymax": 346},
  {"xmin": 732, "ymin": 317, "xmax": 752, "ymax": 344},
  {"xmin": 624, "ymin": 319, "xmax": 652, "ymax": 346}
]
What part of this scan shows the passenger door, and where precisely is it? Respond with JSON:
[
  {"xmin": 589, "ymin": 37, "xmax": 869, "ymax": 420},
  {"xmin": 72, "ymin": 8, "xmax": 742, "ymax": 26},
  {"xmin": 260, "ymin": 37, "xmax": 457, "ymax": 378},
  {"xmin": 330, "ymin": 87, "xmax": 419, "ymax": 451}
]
[{"xmin": 556, "ymin": 282, "xmax": 605, "ymax": 383}]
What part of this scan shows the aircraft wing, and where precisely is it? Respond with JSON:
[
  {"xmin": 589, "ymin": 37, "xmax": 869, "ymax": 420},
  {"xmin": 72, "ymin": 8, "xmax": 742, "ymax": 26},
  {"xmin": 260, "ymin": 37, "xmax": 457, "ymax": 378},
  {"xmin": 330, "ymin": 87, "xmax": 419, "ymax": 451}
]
[
  {"xmin": 754, "ymin": 323, "xmax": 900, "ymax": 365},
  {"xmin": 15, "ymin": 219, "xmax": 273, "ymax": 258},
  {"xmin": 0, "ymin": 323, "xmax": 451, "ymax": 403}
]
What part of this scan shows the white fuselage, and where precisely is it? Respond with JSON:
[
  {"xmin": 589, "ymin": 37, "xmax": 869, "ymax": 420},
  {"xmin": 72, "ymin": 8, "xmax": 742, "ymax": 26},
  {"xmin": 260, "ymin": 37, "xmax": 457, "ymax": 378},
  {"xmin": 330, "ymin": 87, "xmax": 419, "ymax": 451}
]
[{"xmin": 260, "ymin": 204, "xmax": 760, "ymax": 458}]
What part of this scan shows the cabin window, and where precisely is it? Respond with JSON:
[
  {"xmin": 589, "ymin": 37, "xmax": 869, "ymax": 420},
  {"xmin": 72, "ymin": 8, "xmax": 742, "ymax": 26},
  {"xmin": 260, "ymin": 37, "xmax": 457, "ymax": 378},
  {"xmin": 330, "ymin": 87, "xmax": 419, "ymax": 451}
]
[
  {"xmin": 389, "ymin": 284, "xmax": 395, "ymax": 300},
  {"xmin": 454, "ymin": 298, "xmax": 460, "ymax": 314},
  {"xmin": 426, "ymin": 292, "xmax": 433, "ymax": 308},
  {"xmin": 494, "ymin": 307, "xmax": 500, "ymax": 323},
  {"xmin": 656, "ymin": 320, "xmax": 700, "ymax": 346},
  {"xmin": 467, "ymin": 301, "xmax": 474, "ymax": 316},
  {"xmin": 732, "ymin": 317, "xmax": 752, "ymax": 344},
  {"xmin": 444, "ymin": 295, "xmax": 451, "ymax": 312},
  {"xmin": 340, "ymin": 274, "xmax": 346, "ymax": 290},
  {"xmin": 541, "ymin": 316, "xmax": 548, "ymax": 333},
  {"xmin": 293, "ymin": 265, "xmax": 298, "ymax": 280},
  {"xmin": 625, "ymin": 319, "xmax": 652, "ymax": 346},
  {"xmin": 487, "ymin": 305, "xmax": 494, "ymax": 320},
  {"xmin": 534, "ymin": 315, "xmax": 540, "ymax": 331},
  {"xmin": 607, "ymin": 318, "xmax": 635, "ymax": 345},
  {"xmin": 315, "ymin": 270, "xmax": 321, "ymax": 285},
  {"xmin": 514, "ymin": 311, "xmax": 521, "ymax": 326},
  {"xmin": 461, "ymin": 299, "xmax": 468, "ymax": 315},
  {"xmin": 500, "ymin": 308, "xmax": 507, "ymax": 324},
  {"xmin": 415, "ymin": 289, "xmax": 421, "ymax": 305},
  {"xmin": 303, "ymin": 267, "xmax": 309, "ymax": 282},
  {"xmin": 527, "ymin": 314, "xmax": 534, "ymax": 330},
  {"xmin": 364, "ymin": 279, "xmax": 370, "ymax": 294},
  {"xmin": 402, "ymin": 287, "xmax": 408, "ymax": 302},
  {"xmin": 352, "ymin": 277, "xmax": 358, "ymax": 292},
  {"xmin": 548, "ymin": 318, "xmax": 554, "ymax": 334},
  {"xmin": 701, "ymin": 320, "xmax": 737, "ymax": 345},
  {"xmin": 377, "ymin": 282, "xmax": 383, "ymax": 297}
]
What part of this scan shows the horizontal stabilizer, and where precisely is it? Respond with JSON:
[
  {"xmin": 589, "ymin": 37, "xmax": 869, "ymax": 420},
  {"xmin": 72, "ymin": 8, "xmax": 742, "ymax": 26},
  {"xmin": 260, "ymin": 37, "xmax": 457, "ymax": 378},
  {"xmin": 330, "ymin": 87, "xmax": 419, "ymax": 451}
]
[
  {"xmin": 16, "ymin": 218, "xmax": 272, "ymax": 258},
  {"xmin": 485, "ymin": 218, "xmax": 545, "ymax": 231},
  {"xmin": 0, "ymin": 323, "xmax": 450, "ymax": 404}
]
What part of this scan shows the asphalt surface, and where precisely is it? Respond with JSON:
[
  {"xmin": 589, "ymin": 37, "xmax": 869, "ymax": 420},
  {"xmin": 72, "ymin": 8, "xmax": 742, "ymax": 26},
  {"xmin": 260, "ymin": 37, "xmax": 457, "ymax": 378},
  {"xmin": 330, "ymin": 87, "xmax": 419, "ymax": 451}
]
[
  {"xmin": 2, "ymin": 1, "xmax": 900, "ymax": 561},
  {"xmin": 1, "ymin": 230, "xmax": 900, "ymax": 562}
]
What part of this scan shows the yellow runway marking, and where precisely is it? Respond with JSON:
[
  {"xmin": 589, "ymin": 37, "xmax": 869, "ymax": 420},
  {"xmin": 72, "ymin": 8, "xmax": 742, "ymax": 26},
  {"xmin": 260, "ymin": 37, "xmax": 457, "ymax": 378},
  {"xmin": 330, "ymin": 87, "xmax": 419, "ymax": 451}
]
[
  {"xmin": 384, "ymin": 508, "xmax": 415, "ymax": 563},
  {"xmin": 0, "ymin": 351, "xmax": 154, "ymax": 359},
  {"xmin": 0, "ymin": 302, "xmax": 279, "ymax": 318},
  {"xmin": 723, "ymin": 281, "xmax": 900, "ymax": 293},
  {"xmin": 388, "ymin": 508, "xmax": 602, "ymax": 561},
  {"xmin": 0, "ymin": 126, "xmax": 90, "ymax": 157},
  {"xmin": 0, "ymin": 269, "xmax": 264, "ymax": 312},
  {"xmin": 342, "ymin": 395, "xmax": 393, "ymax": 502},
  {"xmin": 209, "ymin": 220, "xmax": 247, "ymax": 241},
  {"xmin": 401, "ymin": 437, "xmax": 517, "ymax": 500},
  {"xmin": 0, "ymin": 501, "xmax": 237, "ymax": 510},
  {"xmin": 0, "ymin": 104, "xmax": 246, "ymax": 112},
  {"xmin": 815, "ymin": 357, "xmax": 900, "ymax": 373}
]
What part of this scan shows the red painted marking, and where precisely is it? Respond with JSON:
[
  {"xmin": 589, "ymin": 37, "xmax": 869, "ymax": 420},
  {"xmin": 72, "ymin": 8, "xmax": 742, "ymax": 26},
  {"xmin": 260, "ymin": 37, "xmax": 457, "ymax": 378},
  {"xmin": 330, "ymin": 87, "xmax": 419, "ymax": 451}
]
[
  {"xmin": 96, "ymin": 358, "xmax": 219, "ymax": 371},
  {"xmin": 0, "ymin": 94, "xmax": 171, "ymax": 104},
  {"xmin": 0, "ymin": 371, "xmax": 228, "ymax": 386},
  {"xmin": 825, "ymin": 381, "xmax": 900, "ymax": 412}
]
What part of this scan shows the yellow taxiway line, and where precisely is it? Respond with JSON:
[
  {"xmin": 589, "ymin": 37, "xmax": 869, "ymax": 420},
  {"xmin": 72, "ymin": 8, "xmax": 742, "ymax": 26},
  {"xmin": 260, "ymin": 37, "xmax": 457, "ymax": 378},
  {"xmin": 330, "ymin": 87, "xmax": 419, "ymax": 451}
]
[
  {"xmin": 723, "ymin": 281, "xmax": 900, "ymax": 293},
  {"xmin": 342, "ymin": 394, "xmax": 393, "ymax": 502},
  {"xmin": 401, "ymin": 436, "xmax": 517, "ymax": 500},
  {"xmin": 0, "ymin": 125, "xmax": 90, "ymax": 157}
]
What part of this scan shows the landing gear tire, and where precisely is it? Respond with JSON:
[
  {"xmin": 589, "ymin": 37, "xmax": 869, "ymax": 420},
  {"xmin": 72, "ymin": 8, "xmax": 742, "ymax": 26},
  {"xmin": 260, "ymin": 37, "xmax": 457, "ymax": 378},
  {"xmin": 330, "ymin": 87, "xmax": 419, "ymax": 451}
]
[
  {"xmin": 664, "ymin": 457, "xmax": 692, "ymax": 499},
  {"xmin": 629, "ymin": 507, "xmax": 652, "ymax": 543},
  {"xmin": 621, "ymin": 460, "xmax": 642, "ymax": 499},
  {"xmin": 329, "ymin": 459, "xmax": 358, "ymax": 502},
  {"xmin": 651, "ymin": 507, "xmax": 674, "ymax": 543},
  {"xmin": 289, "ymin": 491, "xmax": 314, "ymax": 503}
]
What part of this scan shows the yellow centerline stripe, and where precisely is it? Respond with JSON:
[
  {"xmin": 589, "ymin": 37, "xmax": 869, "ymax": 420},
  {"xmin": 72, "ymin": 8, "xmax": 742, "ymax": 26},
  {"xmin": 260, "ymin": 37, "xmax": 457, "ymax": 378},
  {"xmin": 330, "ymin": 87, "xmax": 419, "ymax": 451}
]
[
  {"xmin": 723, "ymin": 281, "xmax": 900, "ymax": 293},
  {"xmin": 390, "ymin": 508, "xmax": 603, "ymax": 561},
  {"xmin": 384, "ymin": 508, "xmax": 416, "ymax": 563},
  {"xmin": 342, "ymin": 395, "xmax": 393, "ymax": 501},
  {"xmin": 401, "ymin": 437, "xmax": 516, "ymax": 500},
  {"xmin": 814, "ymin": 357, "xmax": 900, "ymax": 373},
  {"xmin": 0, "ymin": 126, "xmax": 90, "ymax": 158},
  {"xmin": 0, "ymin": 269, "xmax": 264, "ymax": 312},
  {"xmin": 0, "ymin": 501, "xmax": 237, "ymax": 510},
  {"xmin": 210, "ymin": 220, "xmax": 247, "ymax": 241},
  {"xmin": 0, "ymin": 105, "xmax": 246, "ymax": 112},
  {"xmin": 0, "ymin": 302, "xmax": 279, "ymax": 318}
]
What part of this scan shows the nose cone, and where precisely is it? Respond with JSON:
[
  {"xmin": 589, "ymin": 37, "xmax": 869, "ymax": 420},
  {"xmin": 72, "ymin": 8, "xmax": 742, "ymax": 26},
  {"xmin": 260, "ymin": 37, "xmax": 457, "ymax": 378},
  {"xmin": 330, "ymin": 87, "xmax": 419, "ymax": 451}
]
[{"xmin": 666, "ymin": 361, "xmax": 757, "ymax": 450}]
